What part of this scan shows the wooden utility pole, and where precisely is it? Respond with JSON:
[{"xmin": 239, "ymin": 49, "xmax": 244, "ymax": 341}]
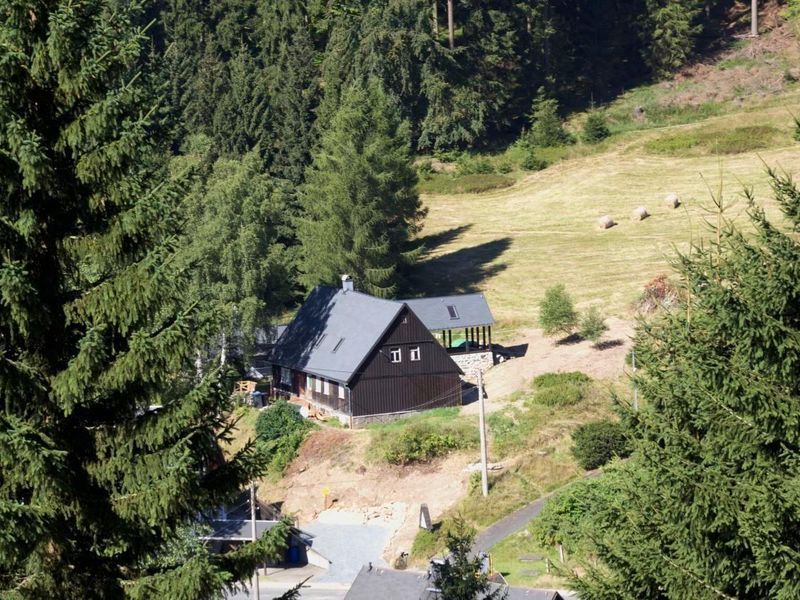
[
  {"xmin": 477, "ymin": 370, "xmax": 489, "ymax": 497},
  {"xmin": 250, "ymin": 484, "xmax": 261, "ymax": 600},
  {"xmin": 751, "ymin": 0, "xmax": 758, "ymax": 37},
  {"xmin": 447, "ymin": 0, "xmax": 454, "ymax": 49},
  {"xmin": 632, "ymin": 350, "xmax": 638, "ymax": 411}
]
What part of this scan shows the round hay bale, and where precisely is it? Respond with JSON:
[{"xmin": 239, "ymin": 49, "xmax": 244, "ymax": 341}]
[
  {"xmin": 598, "ymin": 215, "xmax": 616, "ymax": 230},
  {"xmin": 665, "ymin": 192, "xmax": 680, "ymax": 208},
  {"xmin": 632, "ymin": 206, "xmax": 649, "ymax": 221}
]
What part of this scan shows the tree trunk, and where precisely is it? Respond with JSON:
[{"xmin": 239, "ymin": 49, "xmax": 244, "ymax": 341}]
[
  {"xmin": 432, "ymin": 0, "xmax": 438, "ymax": 36},
  {"xmin": 220, "ymin": 331, "xmax": 227, "ymax": 366},
  {"xmin": 447, "ymin": 0, "xmax": 454, "ymax": 49}
]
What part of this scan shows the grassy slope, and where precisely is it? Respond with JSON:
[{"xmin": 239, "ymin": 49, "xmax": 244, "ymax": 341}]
[
  {"xmin": 415, "ymin": 101, "xmax": 800, "ymax": 338},
  {"xmin": 412, "ymin": 23, "xmax": 800, "ymax": 340}
]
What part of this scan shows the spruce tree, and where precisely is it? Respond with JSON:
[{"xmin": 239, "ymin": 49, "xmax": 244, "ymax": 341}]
[
  {"xmin": 270, "ymin": 28, "xmax": 319, "ymax": 184},
  {"xmin": 573, "ymin": 170, "xmax": 800, "ymax": 599},
  {"xmin": 298, "ymin": 81, "xmax": 424, "ymax": 297},
  {"xmin": 180, "ymin": 140, "xmax": 294, "ymax": 358},
  {"xmin": 0, "ymin": 3, "xmax": 285, "ymax": 596}
]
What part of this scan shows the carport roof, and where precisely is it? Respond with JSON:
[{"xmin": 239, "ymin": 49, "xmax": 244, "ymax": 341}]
[{"xmin": 399, "ymin": 293, "xmax": 495, "ymax": 330}]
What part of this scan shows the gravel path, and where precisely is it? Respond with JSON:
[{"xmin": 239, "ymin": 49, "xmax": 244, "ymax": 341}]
[{"xmin": 304, "ymin": 522, "xmax": 391, "ymax": 584}]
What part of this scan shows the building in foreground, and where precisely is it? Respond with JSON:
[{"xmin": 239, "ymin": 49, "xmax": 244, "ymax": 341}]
[{"xmin": 270, "ymin": 276, "xmax": 494, "ymax": 426}]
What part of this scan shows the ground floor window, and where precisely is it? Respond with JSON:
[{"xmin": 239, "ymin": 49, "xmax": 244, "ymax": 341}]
[
  {"xmin": 280, "ymin": 367, "xmax": 291, "ymax": 385},
  {"xmin": 338, "ymin": 384, "xmax": 345, "ymax": 399},
  {"xmin": 315, "ymin": 377, "xmax": 322, "ymax": 393},
  {"xmin": 323, "ymin": 380, "xmax": 330, "ymax": 395}
]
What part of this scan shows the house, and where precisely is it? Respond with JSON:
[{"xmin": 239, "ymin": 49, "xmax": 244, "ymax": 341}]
[
  {"xmin": 269, "ymin": 276, "xmax": 468, "ymax": 427},
  {"xmin": 201, "ymin": 490, "xmax": 329, "ymax": 570},
  {"xmin": 344, "ymin": 565, "xmax": 571, "ymax": 600}
]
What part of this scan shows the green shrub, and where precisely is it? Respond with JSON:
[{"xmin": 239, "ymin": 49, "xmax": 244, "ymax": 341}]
[
  {"xmin": 521, "ymin": 152, "xmax": 548, "ymax": 171},
  {"xmin": 497, "ymin": 159, "xmax": 513, "ymax": 174},
  {"xmin": 456, "ymin": 155, "xmax": 495, "ymax": 176},
  {"xmin": 534, "ymin": 383, "xmax": 585, "ymax": 407},
  {"xmin": 256, "ymin": 400, "xmax": 306, "ymax": 441},
  {"xmin": 379, "ymin": 421, "xmax": 478, "ymax": 465},
  {"xmin": 417, "ymin": 159, "xmax": 434, "ymax": 179},
  {"xmin": 528, "ymin": 88, "xmax": 573, "ymax": 147},
  {"xmin": 256, "ymin": 400, "xmax": 313, "ymax": 477},
  {"xmin": 538, "ymin": 284, "xmax": 577, "ymax": 336},
  {"xmin": 570, "ymin": 420, "xmax": 631, "ymax": 470},
  {"xmin": 533, "ymin": 371, "xmax": 591, "ymax": 389},
  {"xmin": 582, "ymin": 112, "xmax": 610, "ymax": 144},
  {"xmin": 531, "ymin": 372, "xmax": 591, "ymax": 408},
  {"xmin": 579, "ymin": 306, "xmax": 608, "ymax": 342}
]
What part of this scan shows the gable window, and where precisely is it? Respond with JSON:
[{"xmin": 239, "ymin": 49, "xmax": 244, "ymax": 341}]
[
  {"xmin": 447, "ymin": 305, "xmax": 459, "ymax": 320},
  {"xmin": 410, "ymin": 346, "xmax": 421, "ymax": 361},
  {"xmin": 323, "ymin": 380, "xmax": 330, "ymax": 395},
  {"xmin": 390, "ymin": 348, "xmax": 402, "ymax": 363}
]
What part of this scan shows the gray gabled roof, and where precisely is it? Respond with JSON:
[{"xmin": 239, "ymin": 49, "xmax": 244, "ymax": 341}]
[
  {"xmin": 399, "ymin": 293, "xmax": 495, "ymax": 330},
  {"xmin": 344, "ymin": 566, "xmax": 564, "ymax": 600},
  {"xmin": 269, "ymin": 286, "xmax": 403, "ymax": 384}
]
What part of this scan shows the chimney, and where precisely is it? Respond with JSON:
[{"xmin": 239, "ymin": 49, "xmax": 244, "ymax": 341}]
[{"xmin": 341, "ymin": 274, "xmax": 354, "ymax": 292}]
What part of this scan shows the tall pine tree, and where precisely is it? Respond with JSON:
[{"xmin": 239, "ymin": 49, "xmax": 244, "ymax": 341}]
[
  {"xmin": 573, "ymin": 171, "xmax": 800, "ymax": 599},
  {"xmin": 298, "ymin": 81, "xmax": 424, "ymax": 297},
  {"xmin": 0, "ymin": 2, "xmax": 286, "ymax": 596}
]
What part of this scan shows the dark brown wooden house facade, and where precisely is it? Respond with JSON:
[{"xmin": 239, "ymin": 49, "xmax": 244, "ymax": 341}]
[{"xmin": 270, "ymin": 279, "xmax": 464, "ymax": 426}]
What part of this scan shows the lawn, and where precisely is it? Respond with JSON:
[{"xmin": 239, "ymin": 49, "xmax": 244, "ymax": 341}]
[{"xmin": 410, "ymin": 99, "xmax": 800, "ymax": 339}]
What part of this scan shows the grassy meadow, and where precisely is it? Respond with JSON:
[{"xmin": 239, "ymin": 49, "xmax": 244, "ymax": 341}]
[{"xmin": 412, "ymin": 96, "xmax": 800, "ymax": 339}]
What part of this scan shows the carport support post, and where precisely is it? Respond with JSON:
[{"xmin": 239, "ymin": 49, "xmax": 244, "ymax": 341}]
[
  {"xmin": 250, "ymin": 484, "xmax": 261, "ymax": 600},
  {"xmin": 478, "ymin": 370, "xmax": 489, "ymax": 497}
]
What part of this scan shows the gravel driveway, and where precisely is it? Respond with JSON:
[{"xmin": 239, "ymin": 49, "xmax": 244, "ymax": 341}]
[{"xmin": 304, "ymin": 522, "xmax": 392, "ymax": 584}]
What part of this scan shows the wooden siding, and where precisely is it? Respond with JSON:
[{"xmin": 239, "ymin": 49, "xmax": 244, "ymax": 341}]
[{"xmin": 349, "ymin": 306, "xmax": 462, "ymax": 417}]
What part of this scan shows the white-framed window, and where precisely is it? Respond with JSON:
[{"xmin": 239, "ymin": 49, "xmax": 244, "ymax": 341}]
[
  {"xmin": 281, "ymin": 367, "xmax": 291, "ymax": 385},
  {"xmin": 306, "ymin": 375, "xmax": 313, "ymax": 393},
  {"xmin": 315, "ymin": 377, "xmax": 322, "ymax": 393},
  {"xmin": 338, "ymin": 384, "xmax": 345, "ymax": 399},
  {"xmin": 323, "ymin": 380, "xmax": 330, "ymax": 395},
  {"xmin": 390, "ymin": 348, "xmax": 402, "ymax": 363},
  {"xmin": 410, "ymin": 346, "xmax": 421, "ymax": 361}
]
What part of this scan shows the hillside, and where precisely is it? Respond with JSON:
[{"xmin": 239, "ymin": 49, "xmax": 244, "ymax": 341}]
[{"xmin": 413, "ymin": 19, "xmax": 800, "ymax": 338}]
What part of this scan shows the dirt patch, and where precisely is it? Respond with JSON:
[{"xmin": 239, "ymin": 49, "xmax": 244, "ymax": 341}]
[
  {"xmin": 463, "ymin": 317, "xmax": 634, "ymax": 416},
  {"xmin": 260, "ymin": 428, "xmax": 475, "ymax": 563}
]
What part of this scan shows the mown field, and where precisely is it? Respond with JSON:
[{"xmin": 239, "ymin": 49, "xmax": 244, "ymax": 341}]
[{"xmin": 413, "ymin": 98, "xmax": 800, "ymax": 339}]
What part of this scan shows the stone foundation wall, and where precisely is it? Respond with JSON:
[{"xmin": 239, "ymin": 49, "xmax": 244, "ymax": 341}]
[{"xmin": 451, "ymin": 350, "xmax": 495, "ymax": 382}]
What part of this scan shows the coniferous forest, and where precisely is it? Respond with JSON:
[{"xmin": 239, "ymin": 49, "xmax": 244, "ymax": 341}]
[{"xmin": 3, "ymin": 0, "xmax": 798, "ymax": 598}]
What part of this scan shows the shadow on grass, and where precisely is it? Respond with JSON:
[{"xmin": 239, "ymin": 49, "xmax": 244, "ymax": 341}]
[
  {"xmin": 555, "ymin": 333, "xmax": 583, "ymax": 346},
  {"xmin": 409, "ymin": 236, "xmax": 512, "ymax": 297},
  {"xmin": 594, "ymin": 339, "xmax": 624, "ymax": 351},
  {"xmin": 461, "ymin": 381, "xmax": 479, "ymax": 406},
  {"xmin": 417, "ymin": 224, "xmax": 473, "ymax": 257}
]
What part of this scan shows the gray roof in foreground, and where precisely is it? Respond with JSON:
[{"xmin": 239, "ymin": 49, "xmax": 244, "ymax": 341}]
[
  {"xmin": 399, "ymin": 293, "xmax": 494, "ymax": 330},
  {"xmin": 269, "ymin": 286, "xmax": 403, "ymax": 384},
  {"xmin": 344, "ymin": 566, "xmax": 564, "ymax": 600}
]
